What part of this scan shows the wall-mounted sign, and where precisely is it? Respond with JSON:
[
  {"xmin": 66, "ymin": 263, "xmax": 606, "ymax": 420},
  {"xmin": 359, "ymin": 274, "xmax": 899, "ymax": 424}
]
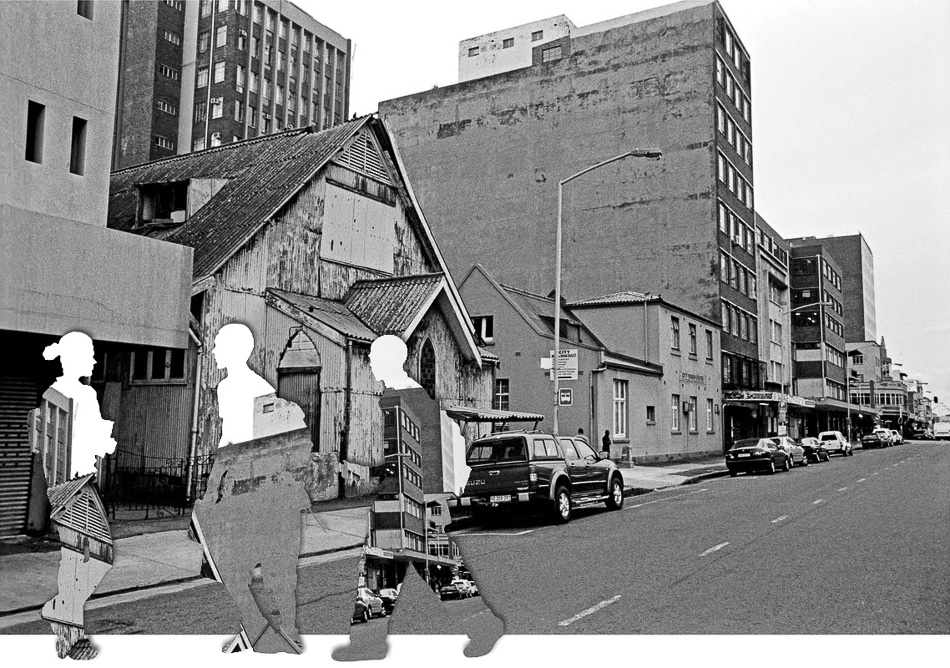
[
  {"xmin": 547, "ymin": 349, "xmax": 578, "ymax": 381},
  {"xmin": 558, "ymin": 388, "xmax": 573, "ymax": 406}
]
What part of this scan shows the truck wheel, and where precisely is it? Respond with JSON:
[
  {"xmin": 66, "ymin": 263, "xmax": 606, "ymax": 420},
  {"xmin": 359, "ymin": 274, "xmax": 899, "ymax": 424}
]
[
  {"xmin": 605, "ymin": 476, "xmax": 624, "ymax": 510},
  {"xmin": 552, "ymin": 485, "xmax": 572, "ymax": 523}
]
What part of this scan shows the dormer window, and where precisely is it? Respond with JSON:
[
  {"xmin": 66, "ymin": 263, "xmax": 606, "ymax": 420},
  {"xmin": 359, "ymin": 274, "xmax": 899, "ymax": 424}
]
[
  {"xmin": 138, "ymin": 181, "xmax": 188, "ymax": 225},
  {"xmin": 473, "ymin": 316, "xmax": 494, "ymax": 344}
]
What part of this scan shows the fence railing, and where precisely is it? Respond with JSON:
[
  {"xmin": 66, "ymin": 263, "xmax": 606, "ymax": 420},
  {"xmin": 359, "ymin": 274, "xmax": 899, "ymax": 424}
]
[{"xmin": 99, "ymin": 449, "xmax": 215, "ymax": 520}]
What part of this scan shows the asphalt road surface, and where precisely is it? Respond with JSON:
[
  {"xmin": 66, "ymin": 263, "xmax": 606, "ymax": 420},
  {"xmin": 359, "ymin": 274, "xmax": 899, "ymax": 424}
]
[{"xmin": 3, "ymin": 442, "xmax": 946, "ymax": 637}]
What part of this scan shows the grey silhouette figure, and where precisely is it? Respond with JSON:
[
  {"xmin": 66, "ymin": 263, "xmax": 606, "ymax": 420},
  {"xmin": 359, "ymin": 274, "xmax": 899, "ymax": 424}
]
[
  {"xmin": 39, "ymin": 331, "xmax": 115, "ymax": 659},
  {"xmin": 332, "ymin": 335, "xmax": 504, "ymax": 661},
  {"xmin": 191, "ymin": 323, "xmax": 309, "ymax": 654}
]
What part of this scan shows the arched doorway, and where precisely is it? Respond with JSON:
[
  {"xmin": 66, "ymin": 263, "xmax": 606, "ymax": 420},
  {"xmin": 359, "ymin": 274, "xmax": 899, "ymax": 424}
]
[{"xmin": 277, "ymin": 329, "xmax": 321, "ymax": 452}]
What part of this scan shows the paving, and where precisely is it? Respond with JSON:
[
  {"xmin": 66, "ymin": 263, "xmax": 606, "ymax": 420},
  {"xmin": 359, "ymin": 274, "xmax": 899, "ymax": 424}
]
[{"xmin": 0, "ymin": 456, "xmax": 728, "ymax": 618}]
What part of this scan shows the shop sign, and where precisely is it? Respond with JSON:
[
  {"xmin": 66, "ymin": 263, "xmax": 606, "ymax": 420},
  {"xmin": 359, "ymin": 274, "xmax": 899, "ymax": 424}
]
[
  {"xmin": 680, "ymin": 372, "xmax": 707, "ymax": 385},
  {"xmin": 364, "ymin": 547, "xmax": 394, "ymax": 560},
  {"xmin": 724, "ymin": 391, "xmax": 780, "ymax": 402}
]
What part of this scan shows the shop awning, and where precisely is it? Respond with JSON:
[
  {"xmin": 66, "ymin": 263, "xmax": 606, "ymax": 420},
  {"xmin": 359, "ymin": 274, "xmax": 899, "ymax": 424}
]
[{"xmin": 443, "ymin": 406, "xmax": 545, "ymax": 425}]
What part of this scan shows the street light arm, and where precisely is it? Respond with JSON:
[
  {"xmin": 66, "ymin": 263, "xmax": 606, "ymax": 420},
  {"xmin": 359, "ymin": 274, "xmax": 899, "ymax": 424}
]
[
  {"xmin": 782, "ymin": 301, "xmax": 835, "ymax": 316},
  {"xmin": 559, "ymin": 149, "xmax": 663, "ymax": 186}
]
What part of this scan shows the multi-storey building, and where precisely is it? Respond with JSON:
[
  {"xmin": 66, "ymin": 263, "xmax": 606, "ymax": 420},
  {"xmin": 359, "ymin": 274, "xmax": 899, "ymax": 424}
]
[
  {"xmin": 113, "ymin": 0, "xmax": 351, "ymax": 169},
  {"xmin": 788, "ymin": 241, "xmax": 852, "ymax": 436},
  {"xmin": 787, "ymin": 234, "xmax": 876, "ymax": 343},
  {"xmin": 0, "ymin": 1, "xmax": 192, "ymax": 535},
  {"xmin": 380, "ymin": 1, "xmax": 764, "ymax": 440}
]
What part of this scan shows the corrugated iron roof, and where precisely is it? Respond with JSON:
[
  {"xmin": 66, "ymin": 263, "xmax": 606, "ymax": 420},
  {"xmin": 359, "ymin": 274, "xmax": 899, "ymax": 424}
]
[
  {"xmin": 46, "ymin": 474, "xmax": 96, "ymax": 515},
  {"xmin": 267, "ymin": 289, "xmax": 378, "ymax": 342},
  {"xmin": 344, "ymin": 274, "xmax": 444, "ymax": 336},
  {"xmin": 443, "ymin": 406, "xmax": 545, "ymax": 423},
  {"xmin": 568, "ymin": 290, "xmax": 658, "ymax": 307},
  {"xmin": 109, "ymin": 118, "xmax": 371, "ymax": 280}
]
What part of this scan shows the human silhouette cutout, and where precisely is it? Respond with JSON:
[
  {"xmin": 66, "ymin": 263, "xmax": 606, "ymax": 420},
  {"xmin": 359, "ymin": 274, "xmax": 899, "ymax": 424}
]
[
  {"xmin": 191, "ymin": 323, "xmax": 309, "ymax": 654},
  {"xmin": 332, "ymin": 335, "xmax": 503, "ymax": 661},
  {"xmin": 39, "ymin": 331, "xmax": 115, "ymax": 659}
]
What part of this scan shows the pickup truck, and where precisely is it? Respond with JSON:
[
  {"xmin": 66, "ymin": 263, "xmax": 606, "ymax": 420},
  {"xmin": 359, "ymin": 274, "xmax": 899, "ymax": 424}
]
[{"xmin": 458, "ymin": 431, "xmax": 625, "ymax": 523}]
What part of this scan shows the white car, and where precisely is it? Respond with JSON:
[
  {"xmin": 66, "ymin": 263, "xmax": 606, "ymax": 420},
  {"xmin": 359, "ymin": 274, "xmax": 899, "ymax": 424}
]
[
  {"xmin": 872, "ymin": 428, "xmax": 894, "ymax": 445},
  {"xmin": 889, "ymin": 430, "xmax": 904, "ymax": 445},
  {"xmin": 818, "ymin": 430, "xmax": 853, "ymax": 457},
  {"xmin": 450, "ymin": 579, "xmax": 474, "ymax": 597}
]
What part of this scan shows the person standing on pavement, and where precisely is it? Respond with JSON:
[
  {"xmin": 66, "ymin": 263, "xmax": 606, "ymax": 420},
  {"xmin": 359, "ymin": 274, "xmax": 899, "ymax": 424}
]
[
  {"xmin": 576, "ymin": 428, "xmax": 590, "ymax": 446},
  {"xmin": 602, "ymin": 430, "xmax": 612, "ymax": 457}
]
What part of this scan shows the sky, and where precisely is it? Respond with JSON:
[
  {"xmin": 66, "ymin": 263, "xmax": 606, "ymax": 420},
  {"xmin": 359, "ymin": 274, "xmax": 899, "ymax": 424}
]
[{"xmin": 298, "ymin": 0, "xmax": 950, "ymax": 403}]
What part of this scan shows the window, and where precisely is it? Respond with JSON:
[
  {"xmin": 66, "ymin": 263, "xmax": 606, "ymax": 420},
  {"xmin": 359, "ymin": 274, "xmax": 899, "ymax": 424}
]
[
  {"xmin": 473, "ymin": 316, "xmax": 494, "ymax": 344},
  {"xmin": 156, "ymin": 99, "xmax": 177, "ymax": 115},
  {"xmin": 164, "ymin": 30, "xmax": 181, "ymax": 46},
  {"xmin": 250, "ymin": 71, "xmax": 259, "ymax": 93},
  {"xmin": 248, "ymin": 106, "xmax": 257, "ymax": 128},
  {"xmin": 853, "ymin": 353, "xmax": 865, "ymax": 365},
  {"xmin": 716, "ymin": 57, "xmax": 724, "ymax": 85},
  {"xmin": 69, "ymin": 117, "xmax": 87, "ymax": 175},
  {"xmin": 277, "ymin": 51, "xmax": 285, "ymax": 71},
  {"xmin": 420, "ymin": 339, "xmax": 436, "ymax": 399},
  {"xmin": 194, "ymin": 101, "xmax": 207, "ymax": 122},
  {"xmin": 25, "ymin": 100, "xmax": 45, "ymax": 163},
  {"xmin": 164, "ymin": 0, "xmax": 184, "ymax": 9},
  {"xmin": 671, "ymin": 317, "xmax": 681, "ymax": 350},
  {"xmin": 671, "ymin": 394, "xmax": 681, "ymax": 432},
  {"xmin": 726, "ymin": 72, "xmax": 734, "ymax": 100},
  {"xmin": 197, "ymin": 65, "xmax": 209, "ymax": 88},
  {"xmin": 722, "ymin": 353, "xmax": 733, "ymax": 384},
  {"xmin": 688, "ymin": 323, "xmax": 697, "ymax": 356},
  {"xmin": 468, "ymin": 46, "xmax": 479, "ymax": 57},
  {"xmin": 646, "ymin": 406, "xmax": 656, "ymax": 424},
  {"xmin": 688, "ymin": 397, "xmax": 698, "ymax": 432},
  {"xmin": 211, "ymin": 99, "xmax": 222, "ymax": 119},
  {"xmin": 200, "ymin": 0, "xmax": 212, "ymax": 17},
  {"xmin": 531, "ymin": 30, "xmax": 544, "ymax": 41},
  {"xmin": 192, "ymin": 136, "xmax": 206, "ymax": 151},
  {"xmin": 253, "ymin": 3, "xmax": 261, "ymax": 23},
  {"xmin": 279, "ymin": 19, "xmax": 287, "ymax": 39},
  {"xmin": 541, "ymin": 45, "xmax": 562, "ymax": 62},
  {"xmin": 503, "ymin": 37, "xmax": 514, "ymax": 48},
  {"xmin": 263, "ymin": 80, "xmax": 272, "ymax": 103},
  {"xmin": 236, "ymin": 65, "xmax": 246, "ymax": 92},
  {"xmin": 705, "ymin": 330, "xmax": 714, "ymax": 360},
  {"xmin": 77, "ymin": 0, "xmax": 93, "ymax": 19},
  {"xmin": 613, "ymin": 380, "xmax": 628, "ymax": 438},
  {"xmin": 159, "ymin": 64, "xmax": 179, "ymax": 80},
  {"xmin": 210, "ymin": 132, "xmax": 222, "ymax": 147},
  {"xmin": 492, "ymin": 379, "xmax": 509, "ymax": 411},
  {"xmin": 214, "ymin": 61, "xmax": 225, "ymax": 83},
  {"xmin": 154, "ymin": 135, "xmax": 175, "ymax": 150},
  {"xmin": 238, "ymin": 32, "xmax": 246, "ymax": 51},
  {"xmin": 216, "ymin": 25, "xmax": 227, "ymax": 48}
]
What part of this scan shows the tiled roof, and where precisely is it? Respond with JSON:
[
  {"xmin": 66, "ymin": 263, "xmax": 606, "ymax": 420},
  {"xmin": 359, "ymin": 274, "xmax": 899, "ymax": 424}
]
[
  {"xmin": 568, "ymin": 290, "xmax": 658, "ymax": 307},
  {"xmin": 499, "ymin": 285, "xmax": 589, "ymax": 336},
  {"xmin": 344, "ymin": 274, "xmax": 445, "ymax": 336},
  {"xmin": 46, "ymin": 474, "xmax": 96, "ymax": 515},
  {"xmin": 109, "ymin": 117, "xmax": 371, "ymax": 280},
  {"xmin": 267, "ymin": 289, "xmax": 378, "ymax": 342}
]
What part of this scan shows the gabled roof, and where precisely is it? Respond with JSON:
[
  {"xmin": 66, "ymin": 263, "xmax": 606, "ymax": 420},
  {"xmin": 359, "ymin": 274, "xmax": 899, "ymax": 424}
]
[
  {"xmin": 345, "ymin": 273, "xmax": 444, "ymax": 336},
  {"xmin": 47, "ymin": 474, "xmax": 96, "ymax": 514},
  {"xmin": 267, "ymin": 289, "xmax": 377, "ymax": 343},
  {"xmin": 109, "ymin": 118, "xmax": 371, "ymax": 281},
  {"xmin": 569, "ymin": 290, "xmax": 658, "ymax": 307}
]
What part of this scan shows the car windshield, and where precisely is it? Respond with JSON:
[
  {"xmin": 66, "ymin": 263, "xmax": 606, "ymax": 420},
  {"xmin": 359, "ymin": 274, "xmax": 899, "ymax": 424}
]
[
  {"xmin": 731, "ymin": 438, "xmax": 772, "ymax": 450},
  {"xmin": 467, "ymin": 437, "xmax": 528, "ymax": 464}
]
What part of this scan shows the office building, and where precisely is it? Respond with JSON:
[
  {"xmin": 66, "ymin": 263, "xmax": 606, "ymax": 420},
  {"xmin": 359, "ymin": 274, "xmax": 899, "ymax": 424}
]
[
  {"xmin": 380, "ymin": 1, "xmax": 764, "ymax": 441},
  {"xmin": 113, "ymin": 0, "xmax": 351, "ymax": 169}
]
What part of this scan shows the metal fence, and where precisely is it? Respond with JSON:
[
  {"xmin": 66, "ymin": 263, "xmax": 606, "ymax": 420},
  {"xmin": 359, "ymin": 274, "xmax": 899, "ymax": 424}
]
[{"xmin": 99, "ymin": 449, "xmax": 215, "ymax": 520}]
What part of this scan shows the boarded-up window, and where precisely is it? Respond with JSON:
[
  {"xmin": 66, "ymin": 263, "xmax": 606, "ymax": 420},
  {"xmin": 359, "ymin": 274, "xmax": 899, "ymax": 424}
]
[{"xmin": 420, "ymin": 339, "xmax": 436, "ymax": 399}]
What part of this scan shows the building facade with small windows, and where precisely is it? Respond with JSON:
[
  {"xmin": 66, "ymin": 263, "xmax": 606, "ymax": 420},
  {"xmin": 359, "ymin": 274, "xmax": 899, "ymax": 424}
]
[
  {"xmin": 382, "ymin": 1, "xmax": 764, "ymax": 447},
  {"xmin": 114, "ymin": 0, "xmax": 351, "ymax": 170},
  {"xmin": 459, "ymin": 265, "xmax": 722, "ymax": 462},
  {"xmin": 0, "ymin": 1, "xmax": 192, "ymax": 535}
]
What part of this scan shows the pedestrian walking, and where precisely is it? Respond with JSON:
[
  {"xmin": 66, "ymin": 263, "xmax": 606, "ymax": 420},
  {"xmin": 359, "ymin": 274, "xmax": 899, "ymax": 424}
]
[
  {"xmin": 602, "ymin": 430, "xmax": 612, "ymax": 456},
  {"xmin": 576, "ymin": 427, "xmax": 590, "ymax": 445}
]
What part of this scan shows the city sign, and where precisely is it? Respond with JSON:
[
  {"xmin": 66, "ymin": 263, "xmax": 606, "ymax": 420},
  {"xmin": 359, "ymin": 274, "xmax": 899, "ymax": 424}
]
[{"xmin": 548, "ymin": 348, "xmax": 578, "ymax": 381}]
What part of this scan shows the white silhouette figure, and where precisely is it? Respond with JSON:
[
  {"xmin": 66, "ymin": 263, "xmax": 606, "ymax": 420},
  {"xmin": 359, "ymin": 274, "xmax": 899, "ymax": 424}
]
[
  {"xmin": 42, "ymin": 331, "xmax": 115, "ymax": 476},
  {"xmin": 213, "ymin": 323, "xmax": 276, "ymax": 447}
]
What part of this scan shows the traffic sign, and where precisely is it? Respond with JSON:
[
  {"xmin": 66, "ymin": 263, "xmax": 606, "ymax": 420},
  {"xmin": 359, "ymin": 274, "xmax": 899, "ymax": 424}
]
[{"xmin": 558, "ymin": 388, "xmax": 573, "ymax": 406}]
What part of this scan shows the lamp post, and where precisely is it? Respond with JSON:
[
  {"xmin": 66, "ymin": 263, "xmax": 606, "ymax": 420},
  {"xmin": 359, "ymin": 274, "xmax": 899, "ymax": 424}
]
[{"xmin": 553, "ymin": 149, "xmax": 662, "ymax": 435}]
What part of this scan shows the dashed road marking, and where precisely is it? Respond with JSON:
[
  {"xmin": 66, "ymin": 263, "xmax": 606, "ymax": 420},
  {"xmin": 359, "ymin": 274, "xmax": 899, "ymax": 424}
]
[
  {"xmin": 462, "ymin": 529, "xmax": 535, "ymax": 537},
  {"xmin": 813, "ymin": 499, "xmax": 824, "ymax": 505},
  {"xmin": 626, "ymin": 488, "xmax": 709, "ymax": 510},
  {"xmin": 838, "ymin": 487, "xmax": 848, "ymax": 492},
  {"xmin": 558, "ymin": 595, "xmax": 622, "ymax": 627},
  {"xmin": 857, "ymin": 478, "xmax": 867, "ymax": 482},
  {"xmin": 872, "ymin": 472, "xmax": 880, "ymax": 476},
  {"xmin": 771, "ymin": 515, "xmax": 789, "ymax": 524},
  {"xmin": 700, "ymin": 542, "xmax": 730, "ymax": 557}
]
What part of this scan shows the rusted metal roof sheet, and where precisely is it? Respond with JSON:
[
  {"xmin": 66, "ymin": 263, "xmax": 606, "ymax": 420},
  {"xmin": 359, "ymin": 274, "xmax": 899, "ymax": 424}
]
[
  {"xmin": 109, "ymin": 118, "xmax": 371, "ymax": 280},
  {"xmin": 344, "ymin": 274, "xmax": 444, "ymax": 336},
  {"xmin": 267, "ymin": 288, "xmax": 378, "ymax": 343},
  {"xmin": 46, "ymin": 474, "xmax": 95, "ymax": 515}
]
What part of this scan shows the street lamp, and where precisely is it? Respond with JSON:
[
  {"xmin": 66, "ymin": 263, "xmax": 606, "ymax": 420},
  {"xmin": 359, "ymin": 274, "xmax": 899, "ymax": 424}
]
[{"xmin": 553, "ymin": 149, "xmax": 662, "ymax": 435}]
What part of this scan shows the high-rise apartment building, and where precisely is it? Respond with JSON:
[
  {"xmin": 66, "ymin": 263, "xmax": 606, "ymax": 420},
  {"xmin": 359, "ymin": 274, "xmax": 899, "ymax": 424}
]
[
  {"xmin": 381, "ymin": 0, "xmax": 763, "ymax": 441},
  {"xmin": 1, "ymin": 1, "xmax": 191, "ymax": 534},
  {"xmin": 113, "ymin": 0, "xmax": 351, "ymax": 169},
  {"xmin": 786, "ymin": 234, "xmax": 876, "ymax": 343}
]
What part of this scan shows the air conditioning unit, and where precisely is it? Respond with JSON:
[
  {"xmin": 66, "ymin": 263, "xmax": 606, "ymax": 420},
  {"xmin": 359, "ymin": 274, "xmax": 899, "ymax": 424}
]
[
  {"xmin": 682, "ymin": 401, "xmax": 692, "ymax": 414},
  {"xmin": 262, "ymin": 112, "xmax": 271, "ymax": 120}
]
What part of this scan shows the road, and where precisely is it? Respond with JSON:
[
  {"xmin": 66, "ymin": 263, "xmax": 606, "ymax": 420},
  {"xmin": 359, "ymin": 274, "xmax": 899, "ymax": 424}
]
[{"xmin": 3, "ymin": 442, "xmax": 947, "ymax": 637}]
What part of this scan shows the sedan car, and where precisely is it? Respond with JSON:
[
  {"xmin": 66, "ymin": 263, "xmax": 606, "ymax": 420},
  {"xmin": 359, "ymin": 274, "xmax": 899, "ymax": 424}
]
[
  {"xmin": 439, "ymin": 582, "xmax": 468, "ymax": 601},
  {"xmin": 772, "ymin": 436, "xmax": 808, "ymax": 467},
  {"xmin": 377, "ymin": 587, "xmax": 398, "ymax": 614},
  {"xmin": 861, "ymin": 431, "xmax": 890, "ymax": 449},
  {"xmin": 352, "ymin": 587, "xmax": 386, "ymax": 624},
  {"xmin": 725, "ymin": 438, "xmax": 793, "ymax": 476},
  {"xmin": 799, "ymin": 437, "xmax": 830, "ymax": 462},
  {"xmin": 818, "ymin": 430, "xmax": 853, "ymax": 457}
]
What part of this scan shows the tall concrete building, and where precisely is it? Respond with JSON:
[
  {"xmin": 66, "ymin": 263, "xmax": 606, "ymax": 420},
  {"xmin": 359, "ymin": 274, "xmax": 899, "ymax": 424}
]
[
  {"xmin": 113, "ymin": 0, "xmax": 351, "ymax": 169},
  {"xmin": 0, "ymin": 1, "xmax": 192, "ymax": 534},
  {"xmin": 786, "ymin": 234, "xmax": 876, "ymax": 343},
  {"xmin": 381, "ymin": 1, "xmax": 763, "ymax": 441}
]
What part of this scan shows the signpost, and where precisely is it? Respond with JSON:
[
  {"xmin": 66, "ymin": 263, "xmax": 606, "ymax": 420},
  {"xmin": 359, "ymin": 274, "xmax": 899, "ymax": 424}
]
[
  {"xmin": 558, "ymin": 388, "xmax": 573, "ymax": 406},
  {"xmin": 548, "ymin": 349, "xmax": 578, "ymax": 381}
]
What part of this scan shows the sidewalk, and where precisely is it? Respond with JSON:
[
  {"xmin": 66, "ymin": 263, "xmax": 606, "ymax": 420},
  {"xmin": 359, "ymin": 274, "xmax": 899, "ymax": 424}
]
[{"xmin": 0, "ymin": 457, "xmax": 728, "ymax": 617}]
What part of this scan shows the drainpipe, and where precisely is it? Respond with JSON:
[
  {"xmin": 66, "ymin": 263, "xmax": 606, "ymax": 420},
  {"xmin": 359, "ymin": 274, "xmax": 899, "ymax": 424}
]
[
  {"xmin": 591, "ymin": 364, "xmax": 605, "ymax": 451},
  {"xmin": 340, "ymin": 338, "xmax": 353, "ymax": 498},
  {"xmin": 643, "ymin": 301, "xmax": 649, "ymax": 360},
  {"xmin": 185, "ymin": 327, "xmax": 204, "ymax": 503}
]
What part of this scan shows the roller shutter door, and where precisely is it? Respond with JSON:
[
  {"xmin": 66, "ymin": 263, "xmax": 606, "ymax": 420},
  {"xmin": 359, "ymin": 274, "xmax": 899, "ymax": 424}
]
[{"xmin": 0, "ymin": 377, "xmax": 38, "ymax": 535}]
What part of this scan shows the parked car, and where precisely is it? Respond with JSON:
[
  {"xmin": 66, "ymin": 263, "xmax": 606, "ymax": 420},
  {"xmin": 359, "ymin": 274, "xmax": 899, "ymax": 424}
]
[
  {"xmin": 451, "ymin": 579, "xmax": 475, "ymax": 598},
  {"xmin": 352, "ymin": 588, "xmax": 386, "ymax": 623},
  {"xmin": 861, "ymin": 431, "xmax": 890, "ymax": 449},
  {"xmin": 460, "ymin": 431, "xmax": 625, "ymax": 524},
  {"xmin": 799, "ymin": 436, "xmax": 830, "ymax": 462},
  {"xmin": 818, "ymin": 430, "xmax": 853, "ymax": 457},
  {"xmin": 772, "ymin": 436, "xmax": 808, "ymax": 467},
  {"xmin": 871, "ymin": 428, "xmax": 894, "ymax": 446},
  {"xmin": 910, "ymin": 428, "xmax": 934, "ymax": 440},
  {"xmin": 377, "ymin": 587, "xmax": 398, "ymax": 614},
  {"xmin": 439, "ymin": 582, "xmax": 468, "ymax": 601},
  {"xmin": 889, "ymin": 429, "xmax": 904, "ymax": 445},
  {"xmin": 725, "ymin": 437, "xmax": 793, "ymax": 476}
]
